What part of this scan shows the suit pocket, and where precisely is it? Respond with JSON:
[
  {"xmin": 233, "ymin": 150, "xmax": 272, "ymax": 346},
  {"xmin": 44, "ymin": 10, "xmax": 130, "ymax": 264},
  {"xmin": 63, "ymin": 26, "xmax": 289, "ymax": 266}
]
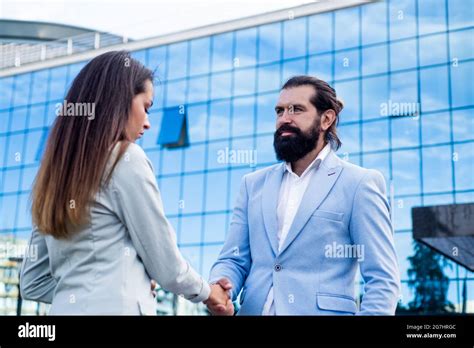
[
  {"xmin": 312, "ymin": 210, "xmax": 344, "ymax": 222},
  {"xmin": 316, "ymin": 293, "xmax": 357, "ymax": 314}
]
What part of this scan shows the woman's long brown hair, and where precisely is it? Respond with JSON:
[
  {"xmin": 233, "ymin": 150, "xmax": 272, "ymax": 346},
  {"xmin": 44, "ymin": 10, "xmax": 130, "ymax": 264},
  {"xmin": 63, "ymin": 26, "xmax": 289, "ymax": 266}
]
[{"xmin": 31, "ymin": 51, "xmax": 153, "ymax": 238}]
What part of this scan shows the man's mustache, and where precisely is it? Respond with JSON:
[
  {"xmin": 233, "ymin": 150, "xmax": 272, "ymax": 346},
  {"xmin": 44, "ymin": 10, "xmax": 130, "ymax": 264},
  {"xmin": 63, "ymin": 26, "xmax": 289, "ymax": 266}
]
[{"xmin": 275, "ymin": 125, "xmax": 302, "ymax": 137}]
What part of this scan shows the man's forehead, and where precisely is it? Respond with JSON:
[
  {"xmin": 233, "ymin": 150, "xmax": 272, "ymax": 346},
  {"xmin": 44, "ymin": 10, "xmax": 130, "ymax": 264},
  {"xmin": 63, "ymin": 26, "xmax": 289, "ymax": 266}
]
[{"xmin": 277, "ymin": 86, "xmax": 314, "ymax": 105}]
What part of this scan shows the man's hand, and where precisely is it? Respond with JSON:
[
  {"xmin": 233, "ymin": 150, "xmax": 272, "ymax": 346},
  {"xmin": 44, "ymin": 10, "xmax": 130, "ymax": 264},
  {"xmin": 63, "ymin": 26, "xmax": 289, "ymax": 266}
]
[{"xmin": 204, "ymin": 278, "xmax": 234, "ymax": 316}]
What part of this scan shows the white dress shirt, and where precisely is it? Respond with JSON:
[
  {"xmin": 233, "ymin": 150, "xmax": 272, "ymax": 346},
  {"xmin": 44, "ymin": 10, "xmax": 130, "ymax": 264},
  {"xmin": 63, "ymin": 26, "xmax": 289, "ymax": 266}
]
[{"xmin": 262, "ymin": 143, "xmax": 331, "ymax": 315}]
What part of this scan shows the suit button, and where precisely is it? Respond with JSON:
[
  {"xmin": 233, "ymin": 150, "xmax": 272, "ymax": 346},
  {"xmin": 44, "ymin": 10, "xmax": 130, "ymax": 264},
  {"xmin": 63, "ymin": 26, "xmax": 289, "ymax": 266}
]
[{"xmin": 274, "ymin": 264, "xmax": 282, "ymax": 272}]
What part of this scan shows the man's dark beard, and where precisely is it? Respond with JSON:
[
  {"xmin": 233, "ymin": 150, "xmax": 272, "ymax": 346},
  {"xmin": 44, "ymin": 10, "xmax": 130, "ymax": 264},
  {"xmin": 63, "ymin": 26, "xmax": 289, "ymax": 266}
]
[{"xmin": 273, "ymin": 123, "xmax": 320, "ymax": 163}]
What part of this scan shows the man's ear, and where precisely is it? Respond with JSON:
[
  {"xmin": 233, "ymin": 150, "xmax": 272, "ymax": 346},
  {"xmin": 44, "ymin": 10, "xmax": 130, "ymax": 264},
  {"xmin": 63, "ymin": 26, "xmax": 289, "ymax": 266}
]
[{"xmin": 320, "ymin": 109, "xmax": 336, "ymax": 132}]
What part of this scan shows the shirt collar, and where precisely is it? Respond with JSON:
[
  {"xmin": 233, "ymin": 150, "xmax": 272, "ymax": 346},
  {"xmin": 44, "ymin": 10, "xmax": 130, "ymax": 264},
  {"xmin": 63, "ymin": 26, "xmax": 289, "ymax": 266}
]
[{"xmin": 284, "ymin": 143, "xmax": 331, "ymax": 178}]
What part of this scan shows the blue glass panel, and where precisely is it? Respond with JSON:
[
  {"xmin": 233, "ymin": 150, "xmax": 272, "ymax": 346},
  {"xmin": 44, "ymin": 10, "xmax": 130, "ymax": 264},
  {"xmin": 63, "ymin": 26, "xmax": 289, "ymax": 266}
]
[
  {"xmin": 182, "ymin": 173, "xmax": 204, "ymax": 214},
  {"xmin": 158, "ymin": 175, "xmax": 181, "ymax": 215},
  {"xmin": 391, "ymin": 115, "xmax": 420, "ymax": 148},
  {"xmin": 422, "ymin": 145, "xmax": 453, "ymax": 193},
  {"xmin": 448, "ymin": 0, "xmax": 474, "ymax": 30},
  {"xmin": 363, "ymin": 120, "xmax": 389, "ymax": 151},
  {"xmin": 451, "ymin": 61, "xmax": 474, "ymax": 108},
  {"xmin": 190, "ymin": 37, "xmax": 210, "ymax": 76},
  {"xmin": 0, "ymin": 77, "xmax": 14, "ymax": 109},
  {"xmin": 188, "ymin": 75, "xmax": 209, "ymax": 104},
  {"xmin": 204, "ymin": 213, "xmax": 227, "ymax": 243},
  {"xmin": 335, "ymin": 79, "xmax": 360, "ymax": 123},
  {"xmin": 390, "ymin": 39, "xmax": 417, "ymax": 71},
  {"xmin": 167, "ymin": 42, "xmax": 188, "ymax": 80},
  {"xmin": 337, "ymin": 123, "xmax": 360, "ymax": 155},
  {"xmin": 256, "ymin": 92, "xmax": 278, "ymax": 134},
  {"xmin": 207, "ymin": 140, "xmax": 229, "ymax": 170},
  {"xmin": 421, "ymin": 112, "xmax": 451, "ymax": 145},
  {"xmin": 210, "ymin": 72, "xmax": 232, "ymax": 100},
  {"xmin": 392, "ymin": 196, "xmax": 421, "ymax": 232},
  {"xmin": 282, "ymin": 58, "xmax": 306, "ymax": 84},
  {"xmin": 208, "ymin": 100, "xmax": 231, "ymax": 140},
  {"xmin": 362, "ymin": 44, "xmax": 388, "ymax": 76},
  {"xmin": 179, "ymin": 215, "xmax": 202, "ymax": 244},
  {"xmin": 257, "ymin": 63, "xmax": 281, "ymax": 93},
  {"xmin": 148, "ymin": 46, "xmax": 167, "ymax": 78},
  {"xmin": 283, "ymin": 17, "xmax": 306, "ymax": 59},
  {"xmin": 361, "ymin": 1, "xmax": 387, "ymax": 45},
  {"xmin": 449, "ymin": 28, "xmax": 474, "ymax": 61},
  {"xmin": 160, "ymin": 148, "xmax": 183, "ymax": 175},
  {"xmin": 10, "ymin": 107, "xmax": 28, "ymax": 132},
  {"xmin": 13, "ymin": 73, "xmax": 32, "ymax": 107},
  {"xmin": 232, "ymin": 97, "xmax": 255, "ymax": 137},
  {"xmin": 258, "ymin": 22, "xmax": 281, "ymax": 64},
  {"xmin": 308, "ymin": 12, "xmax": 333, "ymax": 54},
  {"xmin": 235, "ymin": 27, "xmax": 257, "ymax": 68},
  {"xmin": 334, "ymin": 49, "xmax": 359, "ymax": 80},
  {"xmin": 308, "ymin": 53, "xmax": 333, "ymax": 82},
  {"xmin": 420, "ymin": 66, "xmax": 450, "ymax": 112},
  {"xmin": 452, "ymin": 109, "xmax": 474, "ymax": 142},
  {"xmin": 335, "ymin": 7, "xmax": 360, "ymax": 49},
  {"xmin": 392, "ymin": 149, "xmax": 421, "ymax": 195},
  {"xmin": 234, "ymin": 68, "xmax": 256, "ymax": 96},
  {"xmin": 212, "ymin": 32, "xmax": 233, "ymax": 72},
  {"xmin": 30, "ymin": 70, "xmax": 49, "ymax": 104},
  {"xmin": 49, "ymin": 66, "xmax": 68, "ymax": 101},
  {"xmin": 183, "ymin": 143, "xmax": 206, "ymax": 173},
  {"xmin": 419, "ymin": 33, "xmax": 447, "ymax": 66},
  {"xmin": 389, "ymin": 0, "xmax": 417, "ymax": 40},
  {"xmin": 28, "ymin": 104, "xmax": 46, "ymax": 129},
  {"xmin": 187, "ymin": 104, "xmax": 208, "ymax": 143},
  {"xmin": 230, "ymin": 137, "xmax": 256, "ymax": 168},
  {"xmin": 205, "ymin": 171, "xmax": 228, "ymax": 212},
  {"xmin": 201, "ymin": 245, "xmax": 223, "ymax": 279},
  {"xmin": 16, "ymin": 193, "xmax": 32, "ymax": 229},
  {"xmin": 418, "ymin": 0, "xmax": 446, "ymax": 35},
  {"xmin": 453, "ymin": 142, "xmax": 474, "ymax": 191},
  {"xmin": 3, "ymin": 168, "xmax": 21, "ymax": 193},
  {"xmin": 165, "ymin": 79, "xmax": 186, "ymax": 106}
]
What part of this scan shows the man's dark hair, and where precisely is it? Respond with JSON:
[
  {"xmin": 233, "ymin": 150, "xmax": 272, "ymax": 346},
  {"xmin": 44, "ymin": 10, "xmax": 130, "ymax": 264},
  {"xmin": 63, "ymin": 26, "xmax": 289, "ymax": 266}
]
[{"xmin": 281, "ymin": 75, "xmax": 343, "ymax": 150}]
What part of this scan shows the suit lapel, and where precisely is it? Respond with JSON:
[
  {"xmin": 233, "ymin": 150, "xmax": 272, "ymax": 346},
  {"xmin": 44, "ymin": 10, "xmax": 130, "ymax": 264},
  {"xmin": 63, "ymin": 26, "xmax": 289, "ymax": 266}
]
[
  {"xmin": 278, "ymin": 151, "xmax": 344, "ymax": 255},
  {"xmin": 261, "ymin": 163, "xmax": 285, "ymax": 256}
]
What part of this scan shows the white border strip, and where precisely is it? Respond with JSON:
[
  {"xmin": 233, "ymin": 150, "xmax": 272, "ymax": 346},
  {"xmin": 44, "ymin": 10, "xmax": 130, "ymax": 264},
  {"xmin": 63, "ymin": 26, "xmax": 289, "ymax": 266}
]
[{"xmin": 0, "ymin": 0, "xmax": 370, "ymax": 77}]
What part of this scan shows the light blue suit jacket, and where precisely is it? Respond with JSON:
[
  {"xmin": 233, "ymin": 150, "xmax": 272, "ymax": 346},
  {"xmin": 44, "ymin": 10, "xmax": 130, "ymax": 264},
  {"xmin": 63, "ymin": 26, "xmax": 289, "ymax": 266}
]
[{"xmin": 209, "ymin": 150, "xmax": 401, "ymax": 315}]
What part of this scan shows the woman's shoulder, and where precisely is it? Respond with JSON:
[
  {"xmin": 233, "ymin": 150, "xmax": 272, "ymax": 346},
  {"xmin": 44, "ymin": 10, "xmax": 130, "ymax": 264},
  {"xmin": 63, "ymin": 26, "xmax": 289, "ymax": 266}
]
[{"xmin": 108, "ymin": 142, "xmax": 154, "ymax": 182}]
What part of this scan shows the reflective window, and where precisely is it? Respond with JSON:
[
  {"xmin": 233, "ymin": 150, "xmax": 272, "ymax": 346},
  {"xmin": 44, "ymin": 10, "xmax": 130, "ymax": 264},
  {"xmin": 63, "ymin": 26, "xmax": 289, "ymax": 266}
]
[
  {"xmin": 308, "ymin": 12, "xmax": 333, "ymax": 54},
  {"xmin": 283, "ymin": 17, "xmax": 307, "ymax": 59},
  {"xmin": 422, "ymin": 145, "xmax": 453, "ymax": 193}
]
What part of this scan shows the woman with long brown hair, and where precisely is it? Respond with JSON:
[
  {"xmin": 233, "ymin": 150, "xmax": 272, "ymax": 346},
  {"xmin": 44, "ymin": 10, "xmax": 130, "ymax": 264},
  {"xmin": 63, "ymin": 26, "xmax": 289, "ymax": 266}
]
[{"xmin": 19, "ymin": 51, "xmax": 230, "ymax": 315}]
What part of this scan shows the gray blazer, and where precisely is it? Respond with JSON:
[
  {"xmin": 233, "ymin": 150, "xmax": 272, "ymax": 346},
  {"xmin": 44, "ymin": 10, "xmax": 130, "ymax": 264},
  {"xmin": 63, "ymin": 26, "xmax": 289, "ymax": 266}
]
[{"xmin": 20, "ymin": 142, "xmax": 210, "ymax": 315}]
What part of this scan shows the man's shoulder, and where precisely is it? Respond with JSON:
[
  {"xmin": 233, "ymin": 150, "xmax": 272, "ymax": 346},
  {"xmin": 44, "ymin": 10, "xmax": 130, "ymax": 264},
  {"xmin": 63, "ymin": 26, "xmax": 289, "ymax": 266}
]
[
  {"xmin": 337, "ymin": 155, "xmax": 386, "ymax": 189},
  {"xmin": 243, "ymin": 163, "xmax": 283, "ymax": 183}
]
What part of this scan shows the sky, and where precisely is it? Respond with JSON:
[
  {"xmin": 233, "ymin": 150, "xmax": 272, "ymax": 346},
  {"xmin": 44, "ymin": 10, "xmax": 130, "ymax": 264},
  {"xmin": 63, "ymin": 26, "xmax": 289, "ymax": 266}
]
[{"xmin": 0, "ymin": 0, "xmax": 316, "ymax": 40}]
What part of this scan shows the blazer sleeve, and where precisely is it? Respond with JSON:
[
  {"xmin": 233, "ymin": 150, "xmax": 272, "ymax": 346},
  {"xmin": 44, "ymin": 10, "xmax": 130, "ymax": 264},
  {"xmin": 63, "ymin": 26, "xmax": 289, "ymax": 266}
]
[
  {"xmin": 110, "ymin": 144, "xmax": 210, "ymax": 303},
  {"xmin": 350, "ymin": 169, "xmax": 401, "ymax": 315},
  {"xmin": 19, "ymin": 225, "xmax": 57, "ymax": 303},
  {"xmin": 208, "ymin": 175, "xmax": 252, "ymax": 301}
]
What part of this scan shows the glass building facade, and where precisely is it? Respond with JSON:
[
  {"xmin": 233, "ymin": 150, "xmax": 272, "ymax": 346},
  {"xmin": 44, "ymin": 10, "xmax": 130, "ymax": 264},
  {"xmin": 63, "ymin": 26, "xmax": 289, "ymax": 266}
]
[{"xmin": 0, "ymin": 0, "xmax": 473, "ymax": 314}]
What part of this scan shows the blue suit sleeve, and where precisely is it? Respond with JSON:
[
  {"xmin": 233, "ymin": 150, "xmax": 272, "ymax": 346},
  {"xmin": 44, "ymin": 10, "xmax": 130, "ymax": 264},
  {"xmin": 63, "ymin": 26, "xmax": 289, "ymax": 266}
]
[
  {"xmin": 350, "ymin": 170, "xmax": 401, "ymax": 315},
  {"xmin": 209, "ymin": 175, "xmax": 252, "ymax": 301}
]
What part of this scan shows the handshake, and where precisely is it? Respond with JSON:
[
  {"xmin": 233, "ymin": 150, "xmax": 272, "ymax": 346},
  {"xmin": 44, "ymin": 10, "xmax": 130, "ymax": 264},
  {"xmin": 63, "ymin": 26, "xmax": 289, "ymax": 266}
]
[{"xmin": 203, "ymin": 278, "xmax": 234, "ymax": 316}]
